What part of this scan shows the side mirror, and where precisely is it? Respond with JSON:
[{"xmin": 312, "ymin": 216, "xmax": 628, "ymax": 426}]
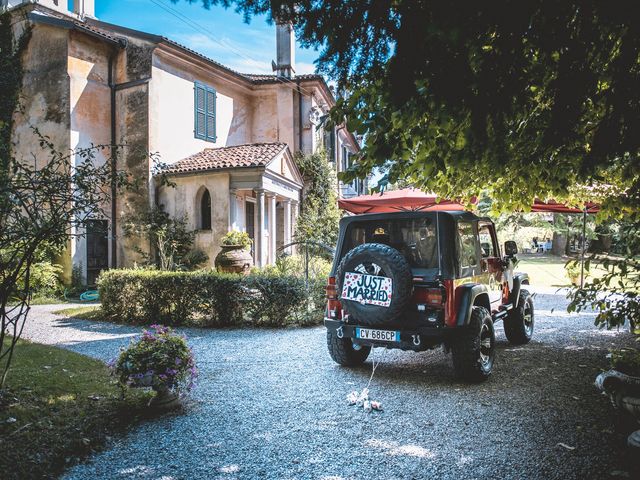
[{"xmin": 504, "ymin": 240, "xmax": 518, "ymax": 256}]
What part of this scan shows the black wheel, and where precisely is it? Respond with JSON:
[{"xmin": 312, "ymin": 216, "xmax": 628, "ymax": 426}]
[
  {"xmin": 504, "ymin": 289, "xmax": 534, "ymax": 345},
  {"xmin": 327, "ymin": 329, "xmax": 371, "ymax": 366},
  {"xmin": 451, "ymin": 307, "xmax": 495, "ymax": 382},
  {"xmin": 335, "ymin": 243, "xmax": 413, "ymax": 326}
]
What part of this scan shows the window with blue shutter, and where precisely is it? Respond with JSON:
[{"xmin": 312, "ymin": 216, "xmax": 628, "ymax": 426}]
[{"xmin": 194, "ymin": 82, "xmax": 216, "ymax": 142}]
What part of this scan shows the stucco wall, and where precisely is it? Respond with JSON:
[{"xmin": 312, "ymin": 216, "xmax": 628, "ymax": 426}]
[
  {"xmin": 12, "ymin": 22, "xmax": 73, "ymax": 282},
  {"xmin": 114, "ymin": 37, "xmax": 155, "ymax": 267},
  {"xmin": 149, "ymin": 51, "xmax": 252, "ymax": 165},
  {"xmin": 68, "ymin": 30, "xmax": 112, "ymax": 282},
  {"xmin": 157, "ymin": 173, "xmax": 230, "ymax": 267}
]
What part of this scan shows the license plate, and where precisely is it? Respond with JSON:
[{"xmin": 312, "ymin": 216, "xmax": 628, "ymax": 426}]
[
  {"xmin": 356, "ymin": 328, "xmax": 401, "ymax": 342},
  {"xmin": 341, "ymin": 272, "xmax": 393, "ymax": 307}
]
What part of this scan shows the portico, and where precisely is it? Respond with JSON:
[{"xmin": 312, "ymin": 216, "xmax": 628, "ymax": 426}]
[{"xmin": 158, "ymin": 142, "xmax": 303, "ymax": 267}]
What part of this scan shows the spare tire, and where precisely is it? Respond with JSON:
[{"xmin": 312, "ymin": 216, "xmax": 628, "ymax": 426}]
[{"xmin": 335, "ymin": 243, "xmax": 413, "ymax": 325}]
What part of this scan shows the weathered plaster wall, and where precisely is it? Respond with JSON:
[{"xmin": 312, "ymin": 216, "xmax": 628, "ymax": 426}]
[
  {"xmin": 114, "ymin": 38, "xmax": 155, "ymax": 267},
  {"xmin": 11, "ymin": 22, "xmax": 73, "ymax": 282},
  {"xmin": 68, "ymin": 30, "xmax": 112, "ymax": 282},
  {"xmin": 12, "ymin": 23, "xmax": 69, "ymax": 168},
  {"xmin": 157, "ymin": 173, "xmax": 230, "ymax": 267},
  {"xmin": 250, "ymin": 87, "xmax": 278, "ymax": 143},
  {"xmin": 149, "ymin": 50, "xmax": 252, "ymax": 165}
]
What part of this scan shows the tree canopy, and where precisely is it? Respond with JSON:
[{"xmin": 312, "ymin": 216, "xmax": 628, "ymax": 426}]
[{"xmin": 180, "ymin": 0, "xmax": 640, "ymax": 216}]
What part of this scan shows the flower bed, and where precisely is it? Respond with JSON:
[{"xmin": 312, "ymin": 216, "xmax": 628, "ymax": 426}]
[{"xmin": 98, "ymin": 269, "xmax": 325, "ymax": 327}]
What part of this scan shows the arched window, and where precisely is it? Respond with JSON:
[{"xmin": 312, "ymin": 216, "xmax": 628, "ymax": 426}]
[{"xmin": 200, "ymin": 189, "xmax": 211, "ymax": 230}]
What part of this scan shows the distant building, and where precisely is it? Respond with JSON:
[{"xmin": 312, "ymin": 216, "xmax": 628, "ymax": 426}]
[{"xmin": 4, "ymin": 0, "xmax": 364, "ymax": 284}]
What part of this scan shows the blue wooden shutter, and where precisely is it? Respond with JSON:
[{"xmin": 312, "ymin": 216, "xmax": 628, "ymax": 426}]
[
  {"xmin": 205, "ymin": 86, "xmax": 216, "ymax": 142},
  {"xmin": 194, "ymin": 83, "xmax": 206, "ymax": 140}
]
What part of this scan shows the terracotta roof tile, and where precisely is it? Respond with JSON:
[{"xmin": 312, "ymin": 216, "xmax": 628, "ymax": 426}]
[{"xmin": 164, "ymin": 143, "xmax": 288, "ymax": 175}]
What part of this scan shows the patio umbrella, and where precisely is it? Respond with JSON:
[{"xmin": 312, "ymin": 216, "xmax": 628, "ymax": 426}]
[
  {"xmin": 530, "ymin": 199, "xmax": 601, "ymax": 288},
  {"xmin": 338, "ymin": 188, "xmax": 469, "ymax": 214}
]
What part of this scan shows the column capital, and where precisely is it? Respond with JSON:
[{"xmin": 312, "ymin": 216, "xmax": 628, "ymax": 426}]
[
  {"xmin": 254, "ymin": 188, "xmax": 265, "ymax": 196},
  {"xmin": 265, "ymin": 191, "xmax": 277, "ymax": 199}
]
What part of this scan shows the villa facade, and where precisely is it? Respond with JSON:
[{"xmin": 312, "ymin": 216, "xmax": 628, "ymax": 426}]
[{"xmin": 4, "ymin": 0, "xmax": 363, "ymax": 283}]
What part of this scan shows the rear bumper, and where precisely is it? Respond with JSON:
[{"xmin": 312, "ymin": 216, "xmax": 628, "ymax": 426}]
[{"xmin": 324, "ymin": 318, "xmax": 452, "ymax": 351}]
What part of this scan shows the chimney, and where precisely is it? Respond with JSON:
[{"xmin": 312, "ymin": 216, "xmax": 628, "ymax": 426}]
[
  {"xmin": 72, "ymin": 0, "xmax": 95, "ymax": 18},
  {"xmin": 274, "ymin": 21, "xmax": 295, "ymax": 78}
]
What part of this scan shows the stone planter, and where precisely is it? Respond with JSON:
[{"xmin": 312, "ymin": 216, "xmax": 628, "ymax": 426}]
[
  {"xmin": 595, "ymin": 369, "xmax": 640, "ymax": 447},
  {"xmin": 149, "ymin": 385, "xmax": 181, "ymax": 411},
  {"xmin": 131, "ymin": 374, "xmax": 181, "ymax": 411},
  {"xmin": 215, "ymin": 244, "xmax": 253, "ymax": 274}
]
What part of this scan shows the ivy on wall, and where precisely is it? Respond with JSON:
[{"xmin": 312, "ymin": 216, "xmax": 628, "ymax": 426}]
[{"xmin": 0, "ymin": 11, "xmax": 30, "ymax": 180}]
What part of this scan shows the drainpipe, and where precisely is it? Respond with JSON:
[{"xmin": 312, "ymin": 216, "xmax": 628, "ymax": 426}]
[
  {"xmin": 108, "ymin": 51, "xmax": 117, "ymax": 269},
  {"xmin": 296, "ymin": 78, "xmax": 303, "ymax": 152}
]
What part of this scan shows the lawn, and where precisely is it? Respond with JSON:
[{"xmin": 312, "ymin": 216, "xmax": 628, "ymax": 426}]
[
  {"xmin": 517, "ymin": 253, "xmax": 624, "ymax": 289},
  {"xmin": 0, "ymin": 339, "xmax": 150, "ymax": 480},
  {"xmin": 53, "ymin": 305, "xmax": 104, "ymax": 321}
]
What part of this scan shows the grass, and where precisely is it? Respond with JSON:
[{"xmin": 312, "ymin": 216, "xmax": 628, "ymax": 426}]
[
  {"xmin": 53, "ymin": 305, "xmax": 104, "ymax": 321},
  {"xmin": 0, "ymin": 339, "xmax": 151, "ymax": 480},
  {"xmin": 517, "ymin": 253, "xmax": 621, "ymax": 288}
]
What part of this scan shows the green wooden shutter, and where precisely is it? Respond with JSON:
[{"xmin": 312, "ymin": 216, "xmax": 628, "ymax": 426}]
[
  {"xmin": 194, "ymin": 83, "xmax": 206, "ymax": 140},
  {"xmin": 205, "ymin": 86, "xmax": 216, "ymax": 142}
]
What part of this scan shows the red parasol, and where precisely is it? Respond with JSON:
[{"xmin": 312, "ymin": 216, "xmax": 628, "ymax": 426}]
[{"xmin": 338, "ymin": 188, "xmax": 469, "ymax": 214}]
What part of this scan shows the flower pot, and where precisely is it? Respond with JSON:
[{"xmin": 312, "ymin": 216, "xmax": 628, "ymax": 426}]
[
  {"xmin": 595, "ymin": 369, "xmax": 640, "ymax": 448},
  {"xmin": 215, "ymin": 244, "xmax": 253, "ymax": 274},
  {"xmin": 149, "ymin": 385, "xmax": 181, "ymax": 411}
]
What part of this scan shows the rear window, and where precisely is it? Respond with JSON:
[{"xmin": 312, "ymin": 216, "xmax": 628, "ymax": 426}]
[{"xmin": 340, "ymin": 217, "xmax": 438, "ymax": 269}]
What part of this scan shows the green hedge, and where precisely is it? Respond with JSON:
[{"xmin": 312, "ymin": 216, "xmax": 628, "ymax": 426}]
[{"xmin": 98, "ymin": 269, "xmax": 326, "ymax": 327}]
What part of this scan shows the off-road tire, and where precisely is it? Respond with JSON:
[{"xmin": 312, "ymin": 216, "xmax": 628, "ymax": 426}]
[
  {"xmin": 327, "ymin": 330, "xmax": 371, "ymax": 366},
  {"xmin": 335, "ymin": 243, "xmax": 413, "ymax": 325},
  {"xmin": 504, "ymin": 289, "xmax": 534, "ymax": 345},
  {"xmin": 451, "ymin": 307, "xmax": 495, "ymax": 382}
]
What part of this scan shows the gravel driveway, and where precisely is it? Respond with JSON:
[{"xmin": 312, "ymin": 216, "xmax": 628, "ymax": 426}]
[{"xmin": 22, "ymin": 287, "xmax": 638, "ymax": 480}]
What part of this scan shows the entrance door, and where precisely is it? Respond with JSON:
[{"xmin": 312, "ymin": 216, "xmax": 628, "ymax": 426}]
[
  {"xmin": 245, "ymin": 200, "xmax": 255, "ymax": 258},
  {"xmin": 86, "ymin": 220, "xmax": 109, "ymax": 286}
]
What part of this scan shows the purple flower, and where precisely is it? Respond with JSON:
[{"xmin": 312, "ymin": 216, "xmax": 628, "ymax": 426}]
[{"xmin": 175, "ymin": 358, "xmax": 182, "ymax": 366}]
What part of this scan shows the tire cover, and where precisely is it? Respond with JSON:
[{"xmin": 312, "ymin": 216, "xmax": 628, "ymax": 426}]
[{"xmin": 336, "ymin": 243, "xmax": 413, "ymax": 325}]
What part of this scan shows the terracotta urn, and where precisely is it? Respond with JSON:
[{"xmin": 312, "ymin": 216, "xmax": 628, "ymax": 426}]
[
  {"xmin": 215, "ymin": 245, "xmax": 253, "ymax": 274},
  {"xmin": 595, "ymin": 369, "xmax": 640, "ymax": 447}
]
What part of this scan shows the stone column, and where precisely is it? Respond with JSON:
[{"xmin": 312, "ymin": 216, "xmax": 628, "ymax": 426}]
[
  {"xmin": 255, "ymin": 189, "xmax": 266, "ymax": 267},
  {"xmin": 291, "ymin": 200, "xmax": 299, "ymax": 254},
  {"xmin": 229, "ymin": 188, "xmax": 238, "ymax": 230},
  {"xmin": 267, "ymin": 193, "xmax": 277, "ymax": 265},
  {"xmin": 283, "ymin": 199, "xmax": 292, "ymax": 249}
]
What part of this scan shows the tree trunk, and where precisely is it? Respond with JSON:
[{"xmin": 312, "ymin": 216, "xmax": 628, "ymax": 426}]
[{"xmin": 552, "ymin": 231, "xmax": 567, "ymax": 256}]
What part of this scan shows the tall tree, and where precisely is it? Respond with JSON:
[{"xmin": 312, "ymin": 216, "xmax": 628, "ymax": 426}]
[{"xmin": 179, "ymin": 0, "xmax": 640, "ymax": 215}]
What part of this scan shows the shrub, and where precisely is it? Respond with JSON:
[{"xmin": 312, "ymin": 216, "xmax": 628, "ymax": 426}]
[
  {"xmin": 12, "ymin": 261, "xmax": 63, "ymax": 299},
  {"xmin": 98, "ymin": 268, "xmax": 325, "ymax": 327},
  {"xmin": 610, "ymin": 349, "xmax": 640, "ymax": 377},
  {"xmin": 112, "ymin": 325, "xmax": 197, "ymax": 394}
]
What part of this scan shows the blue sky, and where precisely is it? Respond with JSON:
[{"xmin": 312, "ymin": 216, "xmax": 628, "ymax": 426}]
[{"xmin": 94, "ymin": 0, "xmax": 319, "ymax": 75}]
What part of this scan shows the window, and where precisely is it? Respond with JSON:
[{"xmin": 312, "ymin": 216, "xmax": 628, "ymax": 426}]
[
  {"xmin": 200, "ymin": 189, "xmax": 212, "ymax": 230},
  {"xmin": 194, "ymin": 82, "xmax": 216, "ymax": 142},
  {"xmin": 478, "ymin": 224, "xmax": 497, "ymax": 258},
  {"xmin": 456, "ymin": 221, "xmax": 479, "ymax": 270},
  {"xmin": 341, "ymin": 217, "xmax": 439, "ymax": 270}
]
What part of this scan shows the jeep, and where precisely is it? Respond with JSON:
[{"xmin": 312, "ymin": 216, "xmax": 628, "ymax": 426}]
[{"xmin": 324, "ymin": 211, "xmax": 533, "ymax": 382}]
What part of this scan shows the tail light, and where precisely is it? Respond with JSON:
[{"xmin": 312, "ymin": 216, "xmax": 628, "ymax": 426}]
[
  {"xmin": 326, "ymin": 276, "xmax": 342, "ymax": 319},
  {"xmin": 414, "ymin": 287, "xmax": 446, "ymax": 308},
  {"xmin": 326, "ymin": 276, "xmax": 337, "ymax": 300}
]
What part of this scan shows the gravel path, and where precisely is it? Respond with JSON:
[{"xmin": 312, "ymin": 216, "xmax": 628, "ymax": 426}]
[{"xmin": 22, "ymin": 287, "xmax": 639, "ymax": 480}]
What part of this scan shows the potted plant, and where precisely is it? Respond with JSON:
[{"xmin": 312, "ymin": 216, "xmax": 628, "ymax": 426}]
[
  {"xmin": 595, "ymin": 348, "xmax": 640, "ymax": 447},
  {"xmin": 565, "ymin": 260, "xmax": 588, "ymax": 286},
  {"xmin": 215, "ymin": 230, "xmax": 253, "ymax": 274},
  {"xmin": 112, "ymin": 325, "xmax": 197, "ymax": 410}
]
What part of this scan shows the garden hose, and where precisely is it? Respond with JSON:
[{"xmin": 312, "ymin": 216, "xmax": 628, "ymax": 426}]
[{"xmin": 80, "ymin": 290, "xmax": 99, "ymax": 302}]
